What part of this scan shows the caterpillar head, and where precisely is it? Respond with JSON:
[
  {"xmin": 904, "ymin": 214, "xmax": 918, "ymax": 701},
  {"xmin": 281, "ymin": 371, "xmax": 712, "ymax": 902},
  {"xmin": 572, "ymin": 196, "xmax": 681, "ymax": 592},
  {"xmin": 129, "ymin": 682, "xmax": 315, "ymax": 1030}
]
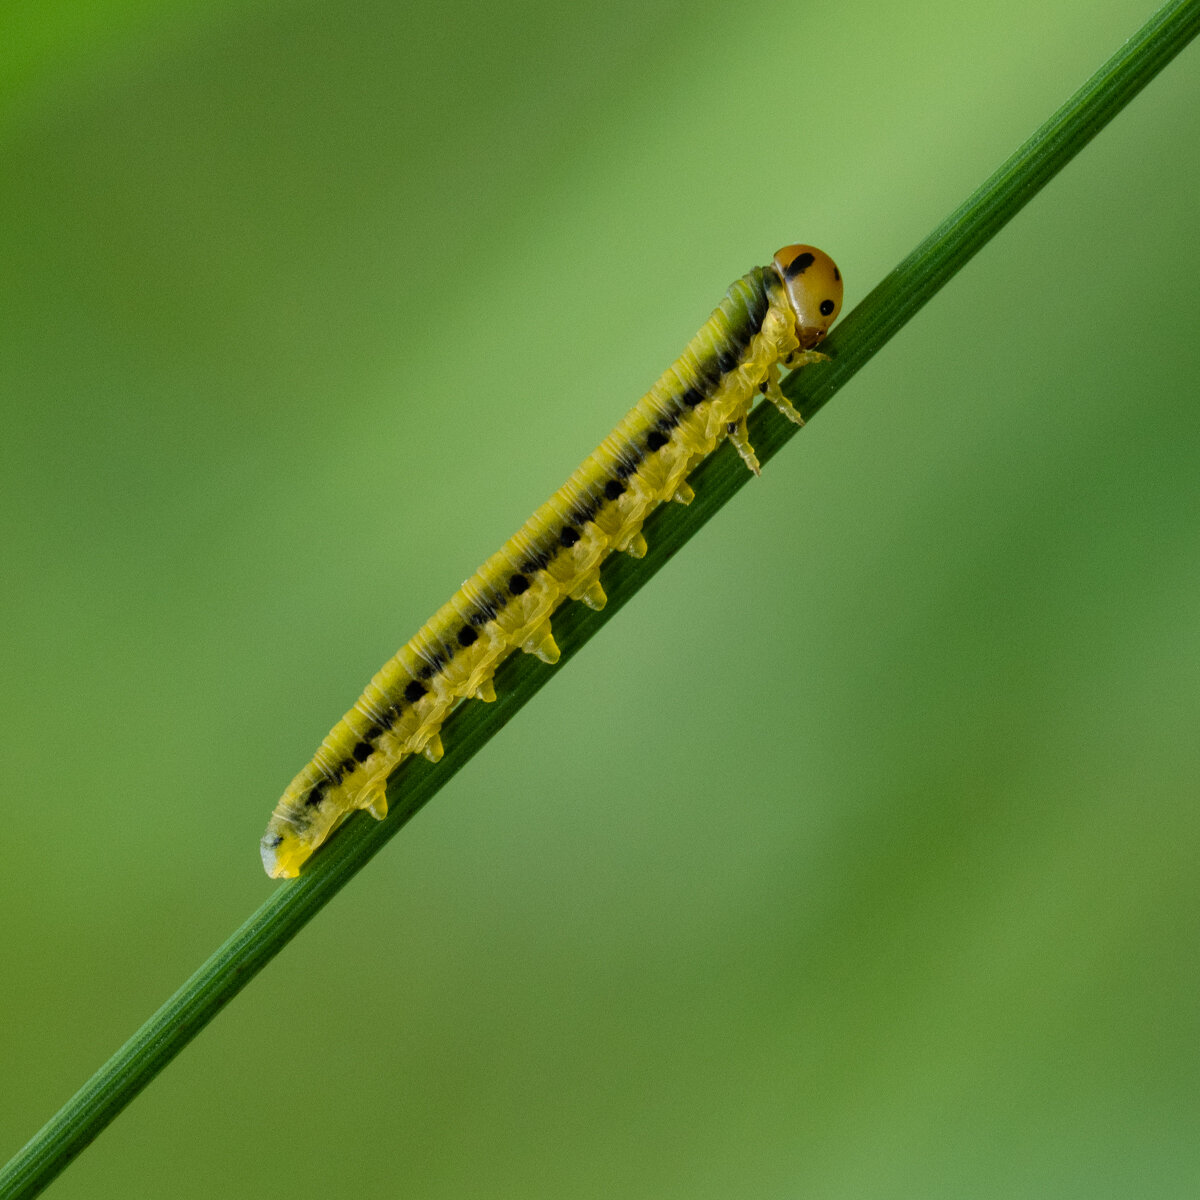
[{"xmin": 771, "ymin": 244, "xmax": 843, "ymax": 349}]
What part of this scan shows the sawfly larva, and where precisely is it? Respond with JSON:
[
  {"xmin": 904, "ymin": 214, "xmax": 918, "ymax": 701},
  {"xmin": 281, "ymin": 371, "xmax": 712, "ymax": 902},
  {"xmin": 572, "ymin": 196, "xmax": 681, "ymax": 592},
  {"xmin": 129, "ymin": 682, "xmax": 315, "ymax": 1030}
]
[{"xmin": 261, "ymin": 244, "xmax": 843, "ymax": 878}]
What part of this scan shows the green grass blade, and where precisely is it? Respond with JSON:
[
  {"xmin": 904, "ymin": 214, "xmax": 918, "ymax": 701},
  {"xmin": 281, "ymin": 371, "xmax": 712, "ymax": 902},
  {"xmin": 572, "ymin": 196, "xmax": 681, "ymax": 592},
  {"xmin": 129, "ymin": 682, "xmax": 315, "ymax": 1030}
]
[{"xmin": 2, "ymin": 1, "xmax": 1197, "ymax": 1195}]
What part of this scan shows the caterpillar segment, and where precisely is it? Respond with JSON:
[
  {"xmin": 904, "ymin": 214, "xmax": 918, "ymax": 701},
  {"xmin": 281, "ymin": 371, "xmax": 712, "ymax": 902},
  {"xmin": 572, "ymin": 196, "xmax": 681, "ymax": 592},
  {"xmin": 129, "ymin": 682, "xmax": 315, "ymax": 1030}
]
[{"xmin": 261, "ymin": 244, "xmax": 843, "ymax": 878}]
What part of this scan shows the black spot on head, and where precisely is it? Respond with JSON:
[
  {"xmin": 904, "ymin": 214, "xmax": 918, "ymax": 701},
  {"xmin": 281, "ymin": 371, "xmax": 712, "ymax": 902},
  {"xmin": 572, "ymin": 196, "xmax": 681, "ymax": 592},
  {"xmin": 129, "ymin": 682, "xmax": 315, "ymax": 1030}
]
[
  {"xmin": 352, "ymin": 741, "xmax": 373, "ymax": 763},
  {"xmin": 509, "ymin": 573, "xmax": 530, "ymax": 595},
  {"xmin": 604, "ymin": 479, "xmax": 625, "ymax": 501},
  {"xmin": 646, "ymin": 430, "xmax": 669, "ymax": 451},
  {"xmin": 819, "ymin": 298, "xmax": 835, "ymax": 316},
  {"xmin": 786, "ymin": 252, "xmax": 815, "ymax": 278},
  {"xmin": 457, "ymin": 625, "xmax": 478, "ymax": 647},
  {"xmin": 559, "ymin": 526, "xmax": 580, "ymax": 548},
  {"xmin": 266, "ymin": 833, "xmax": 284, "ymax": 847},
  {"xmin": 404, "ymin": 680, "xmax": 428, "ymax": 704}
]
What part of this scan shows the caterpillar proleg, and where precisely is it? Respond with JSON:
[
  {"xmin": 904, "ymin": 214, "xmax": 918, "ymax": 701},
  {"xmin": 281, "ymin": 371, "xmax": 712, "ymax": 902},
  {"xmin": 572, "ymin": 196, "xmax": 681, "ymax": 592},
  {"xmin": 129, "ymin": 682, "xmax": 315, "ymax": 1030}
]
[{"xmin": 261, "ymin": 244, "xmax": 844, "ymax": 878}]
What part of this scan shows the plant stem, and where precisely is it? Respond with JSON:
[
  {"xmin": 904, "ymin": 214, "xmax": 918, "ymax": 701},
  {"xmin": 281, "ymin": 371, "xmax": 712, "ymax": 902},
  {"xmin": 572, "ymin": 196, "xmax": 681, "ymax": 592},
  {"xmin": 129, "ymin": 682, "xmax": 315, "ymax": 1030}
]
[{"xmin": 3, "ymin": 1, "xmax": 1197, "ymax": 1195}]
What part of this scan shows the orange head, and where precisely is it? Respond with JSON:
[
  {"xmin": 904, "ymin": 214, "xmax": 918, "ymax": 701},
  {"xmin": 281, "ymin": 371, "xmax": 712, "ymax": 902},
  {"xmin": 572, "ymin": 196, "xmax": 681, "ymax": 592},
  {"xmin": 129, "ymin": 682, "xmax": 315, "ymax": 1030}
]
[{"xmin": 771, "ymin": 244, "xmax": 843, "ymax": 349}]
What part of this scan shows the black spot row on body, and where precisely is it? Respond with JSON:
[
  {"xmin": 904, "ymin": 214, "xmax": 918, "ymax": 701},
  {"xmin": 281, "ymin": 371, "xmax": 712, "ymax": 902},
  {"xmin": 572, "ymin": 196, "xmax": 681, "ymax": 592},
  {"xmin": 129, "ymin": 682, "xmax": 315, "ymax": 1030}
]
[
  {"xmin": 718, "ymin": 284, "xmax": 766, "ymax": 372},
  {"xmin": 698, "ymin": 359, "xmax": 721, "ymax": 390},
  {"xmin": 570, "ymin": 499, "xmax": 598, "ymax": 525},
  {"xmin": 311, "ymin": 761, "xmax": 348, "ymax": 799},
  {"xmin": 748, "ymin": 278, "xmax": 770, "ymax": 326},
  {"xmin": 469, "ymin": 598, "xmax": 499, "ymax": 626},
  {"xmin": 416, "ymin": 653, "xmax": 446, "ymax": 681},
  {"xmin": 294, "ymin": 275, "xmax": 777, "ymax": 824},
  {"xmin": 520, "ymin": 548, "xmax": 552, "ymax": 574},
  {"xmin": 305, "ymin": 698, "xmax": 412, "ymax": 806}
]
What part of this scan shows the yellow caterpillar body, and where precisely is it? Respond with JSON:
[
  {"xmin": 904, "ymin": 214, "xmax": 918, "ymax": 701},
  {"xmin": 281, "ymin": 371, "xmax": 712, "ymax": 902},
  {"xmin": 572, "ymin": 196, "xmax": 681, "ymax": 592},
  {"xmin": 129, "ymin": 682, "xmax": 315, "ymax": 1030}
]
[{"xmin": 261, "ymin": 245, "xmax": 844, "ymax": 878}]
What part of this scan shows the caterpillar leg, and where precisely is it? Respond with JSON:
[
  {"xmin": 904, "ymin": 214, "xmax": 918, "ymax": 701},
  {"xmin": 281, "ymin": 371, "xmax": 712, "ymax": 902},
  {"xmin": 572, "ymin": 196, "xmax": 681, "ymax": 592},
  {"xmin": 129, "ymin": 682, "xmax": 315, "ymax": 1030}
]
[
  {"xmin": 757, "ymin": 370, "xmax": 803, "ymax": 427},
  {"xmin": 783, "ymin": 347, "xmax": 830, "ymax": 370},
  {"xmin": 759, "ymin": 347, "xmax": 830, "ymax": 427},
  {"xmin": 726, "ymin": 416, "xmax": 761, "ymax": 476},
  {"xmin": 521, "ymin": 621, "xmax": 561, "ymax": 663},
  {"xmin": 359, "ymin": 781, "xmax": 388, "ymax": 820},
  {"xmin": 571, "ymin": 574, "xmax": 608, "ymax": 611}
]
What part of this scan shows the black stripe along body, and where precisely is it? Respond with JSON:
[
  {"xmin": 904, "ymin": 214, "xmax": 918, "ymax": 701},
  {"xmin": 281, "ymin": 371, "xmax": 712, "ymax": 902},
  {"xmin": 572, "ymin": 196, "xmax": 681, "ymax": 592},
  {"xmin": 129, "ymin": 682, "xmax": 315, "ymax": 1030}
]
[{"xmin": 261, "ymin": 245, "xmax": 844, "ymax": 877}]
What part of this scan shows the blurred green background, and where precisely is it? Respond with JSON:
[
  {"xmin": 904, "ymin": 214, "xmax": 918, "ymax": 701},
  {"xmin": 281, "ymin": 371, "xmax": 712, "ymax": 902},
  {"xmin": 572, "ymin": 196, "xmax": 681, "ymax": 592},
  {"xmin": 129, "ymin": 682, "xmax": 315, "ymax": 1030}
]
[{"xmin": 2, "ymin": 0, "xmax": 1198, "ymax": 1196}]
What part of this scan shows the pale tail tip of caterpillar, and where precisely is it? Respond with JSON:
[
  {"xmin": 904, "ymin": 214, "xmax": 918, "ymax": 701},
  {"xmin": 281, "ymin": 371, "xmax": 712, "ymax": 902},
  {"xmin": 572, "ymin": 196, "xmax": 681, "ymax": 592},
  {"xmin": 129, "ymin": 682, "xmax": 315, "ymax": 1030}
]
[{"xmin": 260, "ymin": 831, "xmax": 303, "ymax": 880}]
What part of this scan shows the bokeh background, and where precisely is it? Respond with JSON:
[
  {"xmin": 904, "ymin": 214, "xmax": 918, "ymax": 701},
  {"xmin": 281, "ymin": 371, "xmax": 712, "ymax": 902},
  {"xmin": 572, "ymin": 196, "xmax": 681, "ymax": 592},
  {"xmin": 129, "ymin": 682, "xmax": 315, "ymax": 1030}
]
[{"xmin": 2, "ymin": 0, "xmax": 1198, "ymax": 1196}]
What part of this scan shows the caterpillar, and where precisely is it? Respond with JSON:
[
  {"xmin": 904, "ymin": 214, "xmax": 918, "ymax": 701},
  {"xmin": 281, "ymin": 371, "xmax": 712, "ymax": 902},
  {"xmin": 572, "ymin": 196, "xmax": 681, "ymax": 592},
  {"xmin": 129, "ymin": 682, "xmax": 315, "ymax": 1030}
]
[{"xmin": 261, "ymin": 244, "xmax": 844, "ymax": 878}]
